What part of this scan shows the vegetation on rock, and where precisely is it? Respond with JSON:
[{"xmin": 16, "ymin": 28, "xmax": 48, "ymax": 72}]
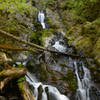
[{"xmin": 0, "ymin": 0, "xmax": 100, "ymax": 99}]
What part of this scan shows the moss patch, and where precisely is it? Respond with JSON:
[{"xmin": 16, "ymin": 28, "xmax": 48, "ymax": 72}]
[{"xmin": 60, "ymin": 70, "xmax": 77, "ymax": 91}]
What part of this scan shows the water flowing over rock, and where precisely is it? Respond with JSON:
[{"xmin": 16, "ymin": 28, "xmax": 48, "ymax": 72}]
[
  {"xmin": 38, "ymin": 11, "xmax": 46, "ymax": 29},
  {"xmin": 74, "ymin": 61, "xmax": 91, "ymax": 100},
  {"xmin": 26, "ymin": 72, "xmax": 69, "ymax": 100},
  {"xmin": 25, "ymin": 33, "xmax": 100, "ymax": 100}
]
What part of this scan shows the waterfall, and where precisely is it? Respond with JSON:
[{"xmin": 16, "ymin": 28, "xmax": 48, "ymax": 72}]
[
  {"xmin": 26, "ymin": 72, "xmax": 69, "ymax": 100},
  {"xmin": 38, "ymin": 11, "xmax": 46, "ymax": 29},
  {"xmin": 24, "ymin": 33, "xmax": 99, "ymax": 100},
  {"xmin": 74, "ymin": 61, "xmax": 91, "ymax": 100}
]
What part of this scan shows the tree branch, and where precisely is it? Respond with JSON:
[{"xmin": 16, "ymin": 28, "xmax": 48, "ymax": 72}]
[{"xmin": 0, "ymin": 44, "xmax": 41, "ymax": 53}]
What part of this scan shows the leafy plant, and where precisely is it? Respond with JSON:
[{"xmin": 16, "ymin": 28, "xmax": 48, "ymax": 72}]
[
  {"xmin": 17, "ymin": 77, "xmax": 25, "ymax": 83},
  {"xmin": 0, "ymin": 0, "xmax": 33, "ymax": 14}
]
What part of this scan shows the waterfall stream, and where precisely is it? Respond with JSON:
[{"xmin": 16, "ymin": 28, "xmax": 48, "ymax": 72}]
[
  {"xmin": 16, "ymin": 10, "xmax": 100, "ymax": 100},
  {"xmin": 74, "ymin": 61, "xmax": 91, "ymax": 100},
  {"xmin": 26, "ymin": 72, "xmax": 69, "ymax": 100},
  {"xmin": 23, "ymin": 33, "xmax": 100, "ymax": 100},
  {"xmin": 38, "ymin": 11, "xmax": 46, "ymax": 29}
]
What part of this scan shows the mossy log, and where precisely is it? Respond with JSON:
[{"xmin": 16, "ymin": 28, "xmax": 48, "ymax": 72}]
[
  {"xmin": 0, "ymin": 68, "xmax": 26, "ymax": 90},
  {"xmin": 0, "ymin": 44, "xmax": 40, "ymax": 53},
  {"xmin": 0, "ymin": 29, "xmax": 86, "ymax": 58},
  {"xmin": 18, "ymin": 81, "xmax": 35, "ymax": 100}
]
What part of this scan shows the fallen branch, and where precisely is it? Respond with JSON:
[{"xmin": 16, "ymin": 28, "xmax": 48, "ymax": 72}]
[
  {"xmin": 0, "ymin": 44, "xmax": 41, "ymax": 53},
  {"xmin": 0, "ymin": 68, "xmax": 26, "ymax": 90},
  {"xmin": 0, "ymin": 29, "xmax": 85, "ymax": 58}
]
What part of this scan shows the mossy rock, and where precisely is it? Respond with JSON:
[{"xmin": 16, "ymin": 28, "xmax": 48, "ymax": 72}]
[
  {"xmin": 40, "ymin": 29, "xmax": 54, "ymax": 46},
  {"xmin": 92, "ymin": 38, "xmax": 100, "ymax": 65},
  {"xmin": 82, "ymin": 21, "xmax": 99, "ymax": 35},
  {"xmin": 68, "ymin": 36, "xmax": 93, "ymax": 57},
  {"xmin": 46, "ymin": 8, "xmax": 63, "ymax": 29},
  {"xmin": 88, "ymin": 64, "xmax": 100, "ymax": 82},
  {"xmin": 60, "ymin": 70, "xmax": 77, "ymax": 91}
]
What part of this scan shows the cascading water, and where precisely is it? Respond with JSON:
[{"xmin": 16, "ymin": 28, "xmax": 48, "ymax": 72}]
[
  {"xmin": 38, "ymin": 11, "xmax": 46, "ymax": 29},
  {"xmin": 24, "ymin": 33, "xmax": 100, "ymax": 100},
  {"xmin": 74, "ymin": 61, "xmax": 91, "ymax": 100},
  {"xmin": 51, "ymin": 34, "xmax": 100, "ymax": 100},
  {"xmin": 52, "ymin": 40, "xmax": 66, "ymax": 52},
  {"xmin": 13, "ymin": 8, "xmax": 99, "ymax": 100},
  {"xmin": 26, "ymin": 72, "xmax": 69, "ymax": 100},
  {"xmin": 18, "ymin": 31, "xmax": 100, "ymax": 100}
]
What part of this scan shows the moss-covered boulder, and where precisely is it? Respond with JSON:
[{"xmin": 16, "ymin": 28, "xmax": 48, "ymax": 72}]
[{"xmin": 93, "ymin": 38, "xmax": 100, "ymax": 65}]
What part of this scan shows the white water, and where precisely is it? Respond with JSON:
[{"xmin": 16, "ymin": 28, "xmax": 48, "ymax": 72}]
[
  {"xmin": 52, "ymin": 41, "xmax": 66, "ymax": 52},
  {"xmin": 26, "ymin": 72, "xmax": 69, "ymax": 100},
  {"xmin": 74, "ymin": 61, "xmax": 91, "ymax": 100},
  {"xmin": 38, "ymin": 11, "xmax": 46, "ymax": 29}
]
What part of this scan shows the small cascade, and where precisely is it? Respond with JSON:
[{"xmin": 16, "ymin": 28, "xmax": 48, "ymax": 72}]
[
  {"xmin": 38, "ymin": 11, "xmax": 46, "ymax": 29},
  {"xmin": 74, "ymin": 61, "xmax": 91, "ymax": 100},
  {"xmin": 52, "ymin": 41, "xmax": 66, "ymax": 52},
  {"xmin": 26, "ymin": 72, "xmax": 69, "ymax": 100}
]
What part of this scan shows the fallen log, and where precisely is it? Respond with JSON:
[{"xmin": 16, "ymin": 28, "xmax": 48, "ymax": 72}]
[
  {"xmin": 0, "ymin": 29, "xmax": 45, "ymax": 50},
  {"xmin": 0, "ymin": 29, "xmax": 86, "ymax": 58},
  {"xmin": 0, "ymin": 44, "xmax": 41, "ymax": 53},
  {"xmin": 18, "ymin": 81, "xmax": 35, "ymax": 100},
  {"xmin": 0, "ymin": 68, "xmax": 26, "ymax": 90}
]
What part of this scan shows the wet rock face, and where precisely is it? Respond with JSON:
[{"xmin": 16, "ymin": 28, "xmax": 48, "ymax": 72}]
[
  {"xmin": 37, "ymin": 0, "xmax": 100, "ymax": 86},
  {"xmin": 64, "ymin": 21, "xmax": 100, "ymax": 83},
  {"xmin": 26, "ymin": 54, "xmax": 77, "ymax": 98},
  {"xmin": 90, "ymin": 86, "xmax": 100, "ymax": 100},
  {"xmin": 26, "ymin": 34, "xmax": 77, "ymax": 99}
]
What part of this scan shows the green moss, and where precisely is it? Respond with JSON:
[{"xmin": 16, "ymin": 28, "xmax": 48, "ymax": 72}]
[
  {"xmin": 60, "ymin": 70, "xmax": 77, "ymax": 91},
  {"xmin": 17, "ymin": 64, "xmax": 23, "ymax": 68},
  {"xmin": 18, "ymin": 82, "xmax": 23, "ymax": 91},
  {"xmin": 40, "ymin": 29, "xmax": 54, "ymax": 46},
  {"xmin": 92, "ymin": 38, "xmax": 100, "ymax": 65},
  {"xmin": 0, "ymin": 69, "xmax": 6, "ymax": 76},
  {"xmin": 41, "ymin": 29, "xmax": 54, "ymax": 37}
]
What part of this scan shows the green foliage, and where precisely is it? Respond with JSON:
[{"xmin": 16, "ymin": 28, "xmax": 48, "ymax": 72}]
[
  {"xmin": 0, "ymin": 0, "xmax": 38, "ymax": 46},
  {"xmin": 41, "ymin": 29, "xmax": 53, "ymax": 37},
  {"xmin": 40, "ymin": 29, "xmax": 54, "ymax": 45},
  {"xmin": 0, "ymin": 0, "xmax": 33, "ymax": 14},
  {"xmin": 18, "ymin": 82, "xmax": 23, "ymax": 91},
  {"xmin": 17, "ymin": 64, "xmax": 23, "ymax": 68},
  {"xmin": 17, "ymin": 77, "xmax": 25, "ymax": 83},
  {"xmin": 39, "ymin": 0, "xmax": 57, "ymax": 10},
  {"xmin": 95, "ymin": 17, "xmax": 100, "ymax": 24},
  {"xmin": 66, "ymin": 0, "xmax": 100, "ymax": 21}
]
